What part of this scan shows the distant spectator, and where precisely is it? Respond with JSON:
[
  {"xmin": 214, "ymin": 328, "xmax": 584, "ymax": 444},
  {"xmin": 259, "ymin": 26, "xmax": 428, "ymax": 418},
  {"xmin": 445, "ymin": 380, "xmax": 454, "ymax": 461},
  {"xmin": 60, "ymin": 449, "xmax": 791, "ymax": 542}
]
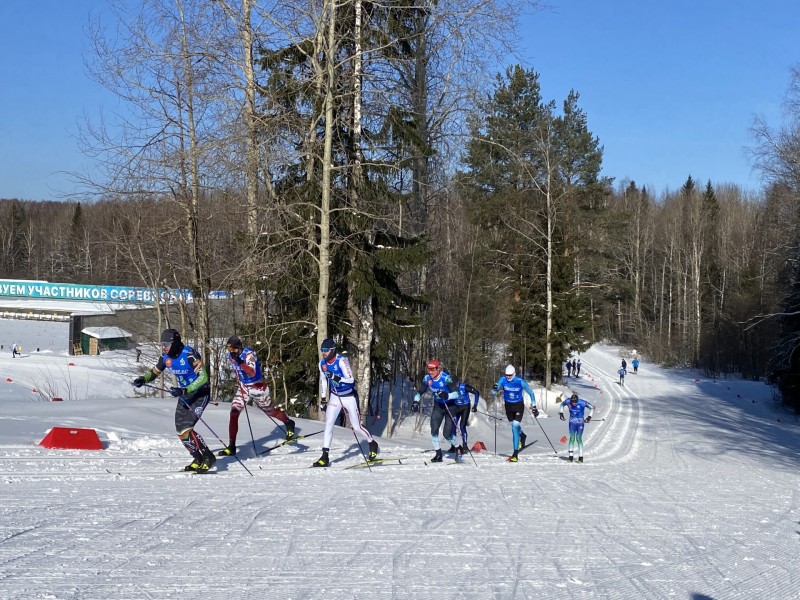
[{"xmin": 632, "ymin": 358, "xmax": 639, "ymax": 374}]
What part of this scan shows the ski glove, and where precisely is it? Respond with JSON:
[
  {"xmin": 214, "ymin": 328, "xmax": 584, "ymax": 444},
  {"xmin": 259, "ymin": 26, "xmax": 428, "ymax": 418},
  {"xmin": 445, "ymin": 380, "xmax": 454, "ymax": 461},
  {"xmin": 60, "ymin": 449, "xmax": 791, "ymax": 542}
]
[
  {"xmin": 132, "ymin": 376, "xmax": 146, "ymax": 388},
  {"xmin": 436, "ymin": 390, "xmax": 450, "ymax": 401},
  {"xmin": 325, "ymin": 371, "xmax": 341, "ymax": 383},
  {"xmin": 559, "ymin": 413, "xmax": 565, "ymax": 421},
  {"xmin": 169, "ymin": 386, "xmax": 185, "ymax": 397},
  {"xmin": 531, "ymin": 406, "xmax": 539, "ymax": 417},
  {"xmin": 471, "ymin": 406, "xmax": 478, "ymax": 413},
  {"xmin": 584, "ymin": 415, "xmax": 592, "ymax": 423},
  {"xmin": 231, "ymin": 354, "xmax": 243, "ymax": 364},
  {"xmin": 320, "ymin": 398, "xmax": 327, "ymax": 412}
]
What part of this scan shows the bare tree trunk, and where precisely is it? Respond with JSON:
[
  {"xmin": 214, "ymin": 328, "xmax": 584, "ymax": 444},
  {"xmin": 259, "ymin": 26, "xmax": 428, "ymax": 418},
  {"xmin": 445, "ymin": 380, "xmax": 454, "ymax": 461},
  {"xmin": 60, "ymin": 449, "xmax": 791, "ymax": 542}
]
[
  {"xmin": 316, "ymin": 0, "xmax": 336, "ymax": 353},
  {"xmin": 241, "ymin": 0, "xmax": 260, "ymax": 328}
]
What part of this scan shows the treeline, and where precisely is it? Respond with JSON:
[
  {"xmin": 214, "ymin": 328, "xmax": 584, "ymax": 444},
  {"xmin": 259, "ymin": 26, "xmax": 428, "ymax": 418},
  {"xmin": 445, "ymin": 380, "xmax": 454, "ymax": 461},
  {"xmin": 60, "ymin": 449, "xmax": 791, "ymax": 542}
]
[{"xmin": 1, "ymin": 1, "xmax": 797, "ymax": 416}]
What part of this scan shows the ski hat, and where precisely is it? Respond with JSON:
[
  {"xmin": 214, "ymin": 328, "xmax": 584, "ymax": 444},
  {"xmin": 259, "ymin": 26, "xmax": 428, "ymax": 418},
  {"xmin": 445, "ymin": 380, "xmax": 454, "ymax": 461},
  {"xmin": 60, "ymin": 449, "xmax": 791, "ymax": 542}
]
[
  {"xmin": 226, "ymin": 335, "xmax": 243, "ymax": 350},
  {"xmin": 570, "ymin": 393, "xmax": 579, "ymax": 402},
  {"xmin": 426, "ymin": 359, "xmax": 441, "ymax": 371},
  {"xmin": 505, "ymin": 364, "xmax": 515, "ymax": 376},
  {"xmin": 320, "ymin": 338, "xmax": 336, "ymax": 352},
  {"xmin": 160, "ymin": 328, "xmax": 183, "ymax": 357}
]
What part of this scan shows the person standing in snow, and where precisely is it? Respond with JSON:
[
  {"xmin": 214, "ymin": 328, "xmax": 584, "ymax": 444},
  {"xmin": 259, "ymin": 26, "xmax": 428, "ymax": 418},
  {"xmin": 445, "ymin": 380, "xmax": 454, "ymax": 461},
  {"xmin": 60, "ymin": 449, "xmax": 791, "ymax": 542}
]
[
  {"xmin": 132, "ymin": 328, "xmax": 216, "ymax": 473},
  {"xmin": 218, "ymin": 336, "xmax": 295, "ymax": 457},
  {"xmin": 618, "ymin": 366, "xmax": 626, "ymax": 386},
  {"xmin": 489, "ymin": 365, "xmax": 538, "ymax": 462},
  {"xmin": 448, "ymin": 380, "xmax": 481, "ymax": 455},
  {"xmin": 413, "ymin": 359, "xmax": 462, "ymax": 462},
  {"xmin": 576, "ymin": 358, "xmax": 582, "ymax": 376},
  {"xmin": 312, "ymin": 338, "xmax": 378, "ymax": 467},
  {"xmin": 632, "ymin": 358, "xmax": 639, "ymax": 374},
  {"xmin": 559, "ymin": 393, "xmax": 594, "ymax": 462}
]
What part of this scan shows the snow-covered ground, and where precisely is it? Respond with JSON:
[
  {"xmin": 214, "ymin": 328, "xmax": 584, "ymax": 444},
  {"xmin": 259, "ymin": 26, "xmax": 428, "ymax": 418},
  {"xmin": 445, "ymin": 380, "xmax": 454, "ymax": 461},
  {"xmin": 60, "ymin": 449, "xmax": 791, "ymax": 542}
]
[{"xmin": 1, "ymin": 340, "xmax": 798, "ymax": 599}]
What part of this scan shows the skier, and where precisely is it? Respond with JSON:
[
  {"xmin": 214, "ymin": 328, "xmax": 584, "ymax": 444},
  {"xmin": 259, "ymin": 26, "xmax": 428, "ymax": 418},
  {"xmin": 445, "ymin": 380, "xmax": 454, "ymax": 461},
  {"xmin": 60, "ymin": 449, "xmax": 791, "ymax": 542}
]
[
  {"xmin": 11, "ymin": 342, "xmax": 19, "ymax": 358},
  {"xmin": 618, "ymin": 366, "xmax": 626, "ymax": 386},
  {"xmin": 412, "ymin": 359, "xmax": 462, "ymax": 462},
  {"xmin": 571, "ymin": 358, "xmax": 577, "ymax": 377},
  {"xmin": 565, "ymin": 360, "xmax": 572, "ymax": 377},
  {"xmin": 621, "ymin": 358, "xmax": 627, "ymax": 371},
  {"xmin": 489, "ymin": 365, "xmax": 538, "ymax": 462},
  {"xmin": 312, "ymin": 338, "xmax": 378, "ymax": 467},
  {"xmin": 448, "ymin": 379, "xmax": 481, "ymax": 456},
  {"xmin": 559, "ymin": 392, "xmax": 594, "ymax": 462},
  {"xmin": 576, "ymin": 358, "xmax": 582, "ymax": 377},
  {"xmin": 632, "ymin": 358, "xmax": 639, "ymax": 374},
  {"xmin": 132, "ymin": 329, "xmax": 216, "ymax": 472},
  {"xmin": 218, "ymin": 336, "xmax": 295, "ymax": 457}
]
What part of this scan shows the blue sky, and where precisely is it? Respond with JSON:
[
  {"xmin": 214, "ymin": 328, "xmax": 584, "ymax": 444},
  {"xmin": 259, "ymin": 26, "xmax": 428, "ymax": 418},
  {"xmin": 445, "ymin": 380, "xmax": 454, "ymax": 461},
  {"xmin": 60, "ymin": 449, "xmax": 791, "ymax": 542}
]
[{"xmin": 0, "ymin": 1, "xmax": 798, "ymax": 200}]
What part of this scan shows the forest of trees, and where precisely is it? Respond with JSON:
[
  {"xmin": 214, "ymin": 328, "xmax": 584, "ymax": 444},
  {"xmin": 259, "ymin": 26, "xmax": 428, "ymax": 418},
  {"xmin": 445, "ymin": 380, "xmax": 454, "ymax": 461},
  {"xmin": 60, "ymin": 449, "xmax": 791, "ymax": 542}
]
[{"xmin": 2, "ymin": 1, "xmax": 799, "ymax": 417}]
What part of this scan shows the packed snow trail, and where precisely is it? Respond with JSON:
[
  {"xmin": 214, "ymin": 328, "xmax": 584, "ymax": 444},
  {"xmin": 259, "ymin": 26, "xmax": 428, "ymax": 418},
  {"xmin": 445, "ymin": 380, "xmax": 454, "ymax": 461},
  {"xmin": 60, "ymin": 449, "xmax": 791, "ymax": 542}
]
[{"xmin": 0, "ymin": 344, "xmax": 798, "ymax": 599}]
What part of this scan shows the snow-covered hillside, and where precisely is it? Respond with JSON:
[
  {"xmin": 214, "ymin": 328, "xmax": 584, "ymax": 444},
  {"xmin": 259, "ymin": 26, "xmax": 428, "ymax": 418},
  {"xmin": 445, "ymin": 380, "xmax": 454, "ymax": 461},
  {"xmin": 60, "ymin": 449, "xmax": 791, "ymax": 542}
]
[{"xmin": 0, "ymin": 341, "xmax": 798, "ymax": 599}]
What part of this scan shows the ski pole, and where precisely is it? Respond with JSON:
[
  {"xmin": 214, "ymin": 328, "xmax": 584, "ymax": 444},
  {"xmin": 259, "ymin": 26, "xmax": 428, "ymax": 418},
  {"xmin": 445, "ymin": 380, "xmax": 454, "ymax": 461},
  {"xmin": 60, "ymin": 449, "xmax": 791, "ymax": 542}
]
[
  {"xmin": 533, "ymin": 411, "xmax": 558, "ymax": 455},
  {"xmin": 143, "ymin": 383, "xmax": 253, "ymax": 475},
  {"xmin": 340, "ymin": 401, "xmax": 372, "ymax": 471},
  {"xmin": 243, "ymin": 402, "xmax": 258, "ymax": 457},
  {"xmin": 352, "ymin": 428, "xmax": 372, "ymax": 471},
  {"xmin": 252, "ymin": 399, "xmax": 289, "ymax": 436}
]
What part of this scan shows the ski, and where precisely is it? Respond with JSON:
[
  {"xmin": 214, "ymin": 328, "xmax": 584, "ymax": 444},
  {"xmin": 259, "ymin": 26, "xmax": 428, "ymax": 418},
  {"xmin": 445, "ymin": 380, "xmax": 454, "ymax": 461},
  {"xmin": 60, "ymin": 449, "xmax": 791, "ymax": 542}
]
[
  {"xmin": 104, "ymin": 468, "xmax": 218, "ymax": 476},
  {"xmin": 259, "ymin": 431, "xmax": 323, "ymax": 455},
  {"xmin": 503, "ymin": 441, "xmax": 536, "ymax": 462},
  {"xmin": 344, "ymin": 457, "xmax": 405, "ymax": 470}
]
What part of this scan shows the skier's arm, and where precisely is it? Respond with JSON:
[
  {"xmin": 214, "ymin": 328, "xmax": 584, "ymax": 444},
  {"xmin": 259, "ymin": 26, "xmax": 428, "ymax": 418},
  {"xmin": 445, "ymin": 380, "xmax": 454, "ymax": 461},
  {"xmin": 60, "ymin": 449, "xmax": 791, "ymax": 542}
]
[
  {"xmin": 521, "ymin": 380, "xmax": 537, "ymax": 407},
  {"xmin": 463, "ymin": 383, "xmax": 481, "ymax": 410},
  {"xmin": 489, "ymin": 377, "xmax": 504, "ymax": 397},
  {"xmin": 183, "ymin": 354, "xmax": 209, "ymax": 395},
  {"xmin": 231, "ymin": 350, "xmax": 257, "ymax": 378},
  {"xmin": 442, "ymin": 375, "xmax": 460, "ymax": 401},
  {"xmin": 319, "ymin": 362, "xmax": 330, "ymax": 400}
]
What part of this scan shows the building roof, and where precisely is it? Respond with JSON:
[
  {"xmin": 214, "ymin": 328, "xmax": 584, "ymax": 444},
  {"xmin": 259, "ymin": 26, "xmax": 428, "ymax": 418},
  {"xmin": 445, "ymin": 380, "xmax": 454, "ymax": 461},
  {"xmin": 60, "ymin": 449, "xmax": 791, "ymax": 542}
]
[{"xmin": 81, "ymin": 327, "xmax": 133, "ymax": 340}]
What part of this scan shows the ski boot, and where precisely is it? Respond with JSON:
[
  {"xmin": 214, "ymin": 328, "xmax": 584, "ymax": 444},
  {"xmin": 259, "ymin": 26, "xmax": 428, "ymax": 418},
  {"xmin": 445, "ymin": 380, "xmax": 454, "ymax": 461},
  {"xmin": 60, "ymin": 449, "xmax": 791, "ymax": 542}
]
[
  {"xmin": 430, "ymin": 449, "xmax": 443, "ymax": 463},
  {"xmin": 368, "ymin": 440, "xmax": 379, "ymax": 461},
  {"xmin": 446, "ymin": 444, "xmax": 458, "ymax": 454},
  {"xmin": 518, "ymin": 432, "xmax": 527, "ymax": 450},
  {"xmin": 312, "ymin": 450, "xmax": 330, "ymax": 468},
  {"xmin": 197, "ymin": 452, "xmax": 216, "ymax": 473},
  {"xmin": 568, "ymin": 455, "xmax": 574, "ymax": 463},
  {"xmin": 455, "ymin": 445, "xmax": 464, "ymax": 463},
  {"xmin": 578, "ymin": 456, "xmax": 584, "ymax": 463},
  {"xmin": 183, "ymin": 451, "xmax": 204, "ymax": 472},
  {"xmin": 507, "ymin": 450, "xmax": 519, "ymax": 463},
  {"xmin": 285, "ymin": 419, "xmax": 296, "ymax": 441},
  {"xmin": 217, "ymin": 444, "xmax": 236, "ymax": 457}
]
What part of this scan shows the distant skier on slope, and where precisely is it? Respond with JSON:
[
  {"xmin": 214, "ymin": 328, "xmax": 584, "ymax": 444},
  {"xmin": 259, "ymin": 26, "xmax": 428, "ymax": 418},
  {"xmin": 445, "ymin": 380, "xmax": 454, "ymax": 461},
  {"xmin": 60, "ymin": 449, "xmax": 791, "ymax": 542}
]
[
  {"xmin": 489, "ymin": 365, "xmax": 538, "ymax": 463},
  {"xmin": 559, "ymin": 393, "xmax": 594, "ymax": 463},
  {"xmin": 618, "ymin": 366, "xmax": 626, "ymax": 386}
]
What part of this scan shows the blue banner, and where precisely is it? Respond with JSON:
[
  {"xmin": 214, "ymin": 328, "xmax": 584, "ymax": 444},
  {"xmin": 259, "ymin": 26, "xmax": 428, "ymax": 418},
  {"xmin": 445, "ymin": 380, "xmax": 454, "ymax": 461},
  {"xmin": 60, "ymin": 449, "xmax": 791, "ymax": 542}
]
[{"xmin": 0, "ymin": 280, "xmax": 227, "ymax": 303}]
